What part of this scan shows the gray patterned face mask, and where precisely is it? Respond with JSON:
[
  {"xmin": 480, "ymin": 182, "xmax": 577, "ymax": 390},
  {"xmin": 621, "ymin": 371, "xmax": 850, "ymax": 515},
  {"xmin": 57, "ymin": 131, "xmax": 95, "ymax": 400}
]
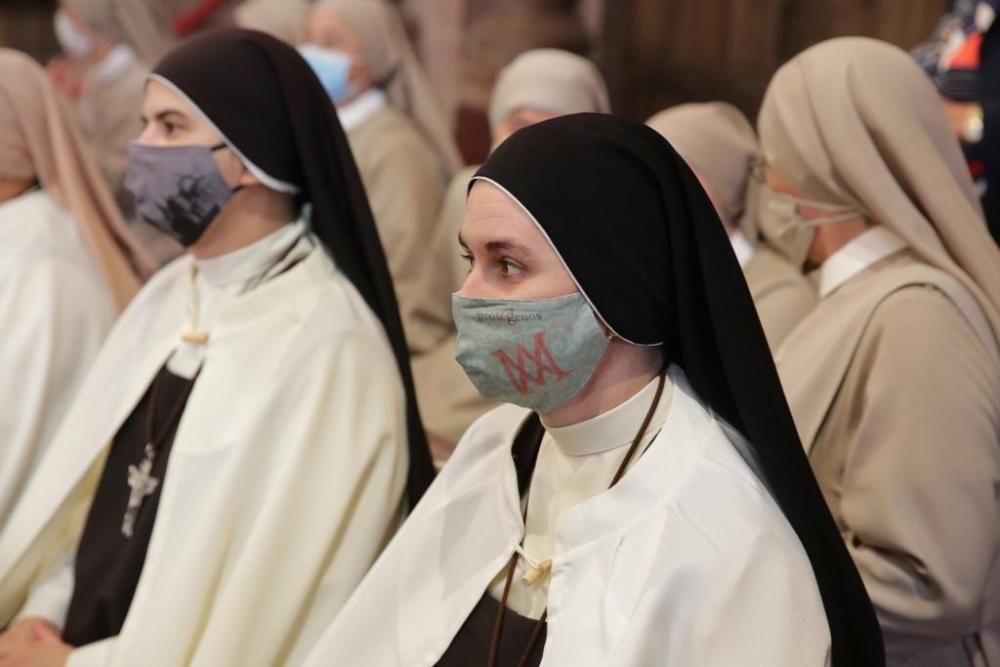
[
  {"xmin": 453, "ymin": 292, "xmax": 610, "ymax": 413},
  {"xmin": 125, "ymin": 142, "xmax": 239, "ymax": 247}
]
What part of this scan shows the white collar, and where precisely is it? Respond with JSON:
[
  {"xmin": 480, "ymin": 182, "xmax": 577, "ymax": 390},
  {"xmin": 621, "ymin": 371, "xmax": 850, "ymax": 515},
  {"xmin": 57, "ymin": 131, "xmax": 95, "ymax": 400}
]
[
  {"xmin": 336, "ymin": 88, "xmax": 388, "ymax": 132},
  {"xmin": 543, "ymin": 373, "xmax": 673, "ymax": 457},
  {"xmin": 194, "ymin": 218, "xmax": 309, "ymax": 289},
  {"xmin": 813, "ymin": 226, "xmax": 908, "ymax": 298},
  {"xmin": 88, "ymin": 45, "xmax": 137, "ymax": 84},
  {"xmin": 729, "ymin": 229, "xmax": 756, "ymax": 269}
]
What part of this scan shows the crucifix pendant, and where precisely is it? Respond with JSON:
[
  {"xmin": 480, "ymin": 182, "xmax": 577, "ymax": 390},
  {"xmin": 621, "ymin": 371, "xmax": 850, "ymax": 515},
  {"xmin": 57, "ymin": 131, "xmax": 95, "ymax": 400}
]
[{"xmin": 122, "ymin": 443, "xmax": 160, "ymax": 538}]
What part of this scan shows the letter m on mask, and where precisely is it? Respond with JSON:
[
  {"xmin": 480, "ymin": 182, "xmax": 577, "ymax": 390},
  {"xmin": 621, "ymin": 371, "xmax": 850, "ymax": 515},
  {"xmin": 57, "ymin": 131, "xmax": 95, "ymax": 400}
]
[{"xmin": 491, "ymin": 331, "xmax": 570, "ymax": 395}]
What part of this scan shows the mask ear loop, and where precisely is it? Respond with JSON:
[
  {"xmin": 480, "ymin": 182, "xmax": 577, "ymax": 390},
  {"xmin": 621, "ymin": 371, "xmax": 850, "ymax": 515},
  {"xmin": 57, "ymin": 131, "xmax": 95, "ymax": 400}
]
[{"xmin": 210, "ymin": 143, "xmax": 247, "ymax": 195}]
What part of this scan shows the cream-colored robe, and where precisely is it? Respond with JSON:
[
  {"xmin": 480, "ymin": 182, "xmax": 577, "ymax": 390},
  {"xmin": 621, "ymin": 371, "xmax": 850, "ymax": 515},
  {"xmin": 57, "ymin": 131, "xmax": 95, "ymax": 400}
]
[
  {"xmin": 347, "ymin": 104, "xmax": 450, "ymax": 355},
  {"xmin": 743, "ymin": 244, "xmax": 817, "ymax": 348},
  {"xmin": 0, "ymin": 190, "xmax": 114, "ymax": 533},
  {"xmin": 0, "ymin": 246, "xmax": 409, "ymax": 666},
  {"xmin": 776, "ymin": 250, "xmax": 1000, "ymax": 667},
  {"xmin": 304, "ymin": 366, "xmax": 831, "ymax": 666}
]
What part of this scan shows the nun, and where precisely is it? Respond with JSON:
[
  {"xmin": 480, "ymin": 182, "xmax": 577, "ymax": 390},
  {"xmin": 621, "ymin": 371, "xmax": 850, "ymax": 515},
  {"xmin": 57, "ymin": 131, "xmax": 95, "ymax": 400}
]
[
  {"xmin": 0, "ymin": 49, "xmax": 154, "ymax": 536},
  {"xmin": 759, "ymin": 38, "xmax": 1000, "ymax": 666},
  {"xmin": 303, "ymin": 114, "xmax": 884, "ymax": 666},
  {"xmin": 647, "ymin": 102, "xmax": 817, "ymax": 347},
  {"xmin": 0, "ymin": 29, "xmax": 432, "ymax": 666},
  {"xmin": 300, "ymin": 0, "xmax": 460, "ymax": 355},
  {"xmin": 416, "ymin": 49, "xmax": 612, "ymax": 458}
]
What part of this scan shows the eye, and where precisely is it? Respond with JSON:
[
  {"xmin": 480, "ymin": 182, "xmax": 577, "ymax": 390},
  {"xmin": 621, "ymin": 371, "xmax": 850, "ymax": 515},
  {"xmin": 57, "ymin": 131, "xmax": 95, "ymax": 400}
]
[
  {"xmin": 459, "ymin": 251, "xmax": 473, "ymax": 266},
  {"xmin": 500, "ymin": 258, "xmax": 524, "ymax": 277},
  {"xmin": 163, "ymin": 121, "xmax": 180, "ymax": 136}
]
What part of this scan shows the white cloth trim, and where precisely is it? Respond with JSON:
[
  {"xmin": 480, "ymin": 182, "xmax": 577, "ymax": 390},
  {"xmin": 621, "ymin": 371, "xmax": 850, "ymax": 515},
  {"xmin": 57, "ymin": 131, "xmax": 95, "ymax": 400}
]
[
  {"xmin": 337, "ymin": 89, "xmax": 388, "ymax": 132},
  {"xmin": 814, "ymin": 226, "xmax": 908, "ymax": 298}
]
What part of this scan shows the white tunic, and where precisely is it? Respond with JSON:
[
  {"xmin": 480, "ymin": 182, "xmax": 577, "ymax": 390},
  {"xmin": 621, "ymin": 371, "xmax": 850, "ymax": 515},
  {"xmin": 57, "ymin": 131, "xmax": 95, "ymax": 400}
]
[
  {"xmin": 0, "ymin": 190, "xmax": 115, "ymax": 532},
  {"xmin": 0, "ymin": 225, "xmax": 410, "ymax": 666},
  {"xmin": 489, "ymin": 376, "xmax": 672, "ymax": 619},
  {"xmin": 304, "ymin": 366, "xmax": 832, "ymax": 666}
]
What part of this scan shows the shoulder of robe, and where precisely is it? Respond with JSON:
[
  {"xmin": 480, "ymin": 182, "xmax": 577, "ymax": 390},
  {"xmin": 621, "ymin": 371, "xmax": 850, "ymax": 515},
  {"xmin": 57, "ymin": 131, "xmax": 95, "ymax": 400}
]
[
  {"xmin": 286, "ymin": 266, "xmax": 398, "ymax": 350},
  {"xmin": 864, "ymin": 282, "xmax": 996, "ymax": 361},
  {"xmin": 669, "ymin": 428, "xmax": 814, "ymax": 573},
  {"xmin": 0, "ymin": 192, "xmax": 115, "ymax": 288},
  {"xmin": 354, "ymin": 104, "xmax": 441, "ymax": 174},
  {"xmin": 447, "ymin": 402, "xmax": 533, "ymax": 466}
]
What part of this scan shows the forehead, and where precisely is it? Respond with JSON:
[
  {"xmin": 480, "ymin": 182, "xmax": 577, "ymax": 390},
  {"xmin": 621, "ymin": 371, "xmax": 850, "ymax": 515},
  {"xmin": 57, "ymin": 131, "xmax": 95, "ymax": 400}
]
[
  {"xmin": 306, "ymin": 6, "xmax": 357, "ymax": 43},
  {"xmin": 461, "ymin": 180, "xmax": 549, "ymax": 248},
  {"xmin": 142, "ymin": 79, "xmax": 198, "ymax": 118}
]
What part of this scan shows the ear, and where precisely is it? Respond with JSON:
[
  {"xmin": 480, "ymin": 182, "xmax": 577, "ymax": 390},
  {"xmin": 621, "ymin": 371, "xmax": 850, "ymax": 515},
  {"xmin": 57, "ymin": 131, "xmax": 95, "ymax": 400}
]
[{"xmin": 236, "ymin": 168, "xmax": 261, "ymax": 188}]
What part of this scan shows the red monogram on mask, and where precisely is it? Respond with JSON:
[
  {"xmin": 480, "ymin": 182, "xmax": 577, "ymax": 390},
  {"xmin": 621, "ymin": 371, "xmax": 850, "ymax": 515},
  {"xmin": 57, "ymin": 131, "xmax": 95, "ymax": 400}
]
[{"xmin": 491, "ymin": 331, "xmax": 570, "ymax": 395}]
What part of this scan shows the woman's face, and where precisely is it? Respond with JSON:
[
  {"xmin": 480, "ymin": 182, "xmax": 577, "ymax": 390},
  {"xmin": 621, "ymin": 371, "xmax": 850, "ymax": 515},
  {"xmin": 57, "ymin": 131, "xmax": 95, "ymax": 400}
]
[
  {"xmin": 493, "ymin": 108, "xmax": 559, "ymax": 148},
  {"xmin": 305, "ymin": 6, "xmax": 371, "ymax": 93},
  {"xmin": 136, "ymin": 79, "xmax": 248, "ymax": 187},
  {"xmin": 458, "ymin": 180, "xmax": 577, "ymax": 301}
]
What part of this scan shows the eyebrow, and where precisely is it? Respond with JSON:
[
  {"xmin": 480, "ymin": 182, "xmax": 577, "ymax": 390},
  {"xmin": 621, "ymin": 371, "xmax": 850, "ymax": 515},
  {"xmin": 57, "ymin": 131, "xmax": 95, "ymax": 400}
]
[
  {"xmin": 457, "ymin": 232, "xmax": 533, "ymax": 256},
  {"xmin": 485, "ymin": 239, "xmax": 531, "ymax": 255},
  {"xmin": 140, "ymin": 109, "xmax": 190, "ymax": 125}
]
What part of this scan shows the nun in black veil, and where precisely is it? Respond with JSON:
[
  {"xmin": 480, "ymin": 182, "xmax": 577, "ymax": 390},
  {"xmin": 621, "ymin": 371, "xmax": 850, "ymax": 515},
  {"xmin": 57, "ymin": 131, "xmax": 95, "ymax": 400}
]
[
  {"xmin": 302, "ymin": 113, "xmax": 883, "ymax": 666},
  {"xmin": 0, "ymin": 28, "xmax": 433, "ymax": 667}
]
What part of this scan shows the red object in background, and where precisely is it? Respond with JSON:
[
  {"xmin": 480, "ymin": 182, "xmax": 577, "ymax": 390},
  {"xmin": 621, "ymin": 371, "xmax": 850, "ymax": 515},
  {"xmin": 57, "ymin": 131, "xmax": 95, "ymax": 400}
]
[
  {"xmin": 970, "ymin": 159, "xmax": 986, "ymax": 180},
  {"xmin": 172, "ymin": 0, "xmax": 231, "ymax": 37},
  {"xmin": 455, "ymin": 104, "xmax": 490, "ymax": 166},
  {"xmin": 950, "ymin": 32, "xmax": 984, "ymax": 70}
]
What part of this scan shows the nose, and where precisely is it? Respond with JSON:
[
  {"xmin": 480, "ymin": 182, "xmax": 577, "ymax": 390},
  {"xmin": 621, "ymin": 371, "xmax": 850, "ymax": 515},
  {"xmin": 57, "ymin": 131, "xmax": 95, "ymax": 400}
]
[{"xmin": 458, "ymin": 259, "xmax": 500, "ymax": 299}]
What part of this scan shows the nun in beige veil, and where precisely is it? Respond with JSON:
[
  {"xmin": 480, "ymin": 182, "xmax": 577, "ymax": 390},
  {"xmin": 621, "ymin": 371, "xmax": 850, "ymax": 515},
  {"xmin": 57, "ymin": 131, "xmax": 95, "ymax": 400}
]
[
  {"xmin": 0, "ymin": 49, "xmax": 154, "ymax": 536},
  {"xmin": 415, "ymin": 48, "xmax": 611, "ymax": 461},
  {"xmin": 758, "ymin": 36, "xmax": 1000, "ymax": 667},
  {"xmin": 647, "ymin": 102, "xmax": 816, "ymax": 347},
  {"xmin": 301, "ymin": 0, "xmax": 458, "ymax": 358}
]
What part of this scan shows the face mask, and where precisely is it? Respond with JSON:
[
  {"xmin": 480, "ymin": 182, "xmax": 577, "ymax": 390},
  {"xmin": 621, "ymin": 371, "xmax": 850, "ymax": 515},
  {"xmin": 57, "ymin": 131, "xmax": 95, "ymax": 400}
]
[
  {"xmin": 757, "ymin": 185, "xmax": 860, "ymax": 267},
  {"xmin": 124, "ymin": 143, "xmax": 240, "ymax": 247},
  {"xmin": 54, "ymin": 10, "xmax": 95, "ymax": 60},
  {"xmin": 453, "ymin": 292, "xmax": 610, "ymax": 414},
  {"xmin": 299, "ymin": 44, "xmax": 355, "ymax": 104}
]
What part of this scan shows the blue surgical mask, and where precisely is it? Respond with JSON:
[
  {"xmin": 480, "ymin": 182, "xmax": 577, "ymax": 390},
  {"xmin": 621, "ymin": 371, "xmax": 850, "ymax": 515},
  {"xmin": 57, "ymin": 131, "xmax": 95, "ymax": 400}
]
[
  {"xmin": 453, "ymin": 292, "xmax": 610, "ymax": 414},
  {"xmin": 299, "ymin": 44, "xmax": 355, "ymax": 104}
]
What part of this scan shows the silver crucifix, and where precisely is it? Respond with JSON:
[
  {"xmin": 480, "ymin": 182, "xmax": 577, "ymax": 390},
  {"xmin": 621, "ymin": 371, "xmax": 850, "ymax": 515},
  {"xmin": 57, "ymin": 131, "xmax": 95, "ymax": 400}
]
[{"xmin": 122, "ymin": 443, "xmax": 160, "ymax": 538}]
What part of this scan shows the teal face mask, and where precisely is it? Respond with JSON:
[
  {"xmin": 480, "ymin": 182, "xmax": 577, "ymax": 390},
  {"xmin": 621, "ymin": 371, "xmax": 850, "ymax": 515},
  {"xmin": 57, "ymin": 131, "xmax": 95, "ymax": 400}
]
[{"xmin": 452, "ymin": 292, "xmax": 610, "ymax": 414}]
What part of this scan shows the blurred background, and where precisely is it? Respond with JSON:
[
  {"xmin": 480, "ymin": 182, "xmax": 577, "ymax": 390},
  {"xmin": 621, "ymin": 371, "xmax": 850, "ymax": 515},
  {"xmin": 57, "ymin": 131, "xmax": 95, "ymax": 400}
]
[{"xmin": 0, "ymin": 0, "xmax": 951, "ymax": 162}]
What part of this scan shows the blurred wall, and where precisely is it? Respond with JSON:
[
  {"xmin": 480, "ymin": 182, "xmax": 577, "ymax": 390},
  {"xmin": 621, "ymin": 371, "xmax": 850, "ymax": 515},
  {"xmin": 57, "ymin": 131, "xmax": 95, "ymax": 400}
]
[
  {"xmin": 0, "ymin": 0, "xmax": 57, "ymax": 60},
  {"xmin": 604, "ymin": 0, "xmax": 952, "ymax": 122},
  {"xmin": 0, "ymin": 0, "xmax": 953, "ymax": 162}
]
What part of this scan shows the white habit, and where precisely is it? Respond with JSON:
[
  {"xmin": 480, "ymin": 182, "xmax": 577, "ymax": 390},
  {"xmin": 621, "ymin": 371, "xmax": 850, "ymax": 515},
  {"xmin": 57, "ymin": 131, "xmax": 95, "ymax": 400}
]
[
  {"xmin": 0, "ymin": 221, "xmax": 409, "ymax": 666},
  {"xmin": 304, "ymin": 366, "xmax": 832, "ymax": 666},
  {"xmin": 0, "ymin": 190, "xmax": 115, "ymax": 532}
]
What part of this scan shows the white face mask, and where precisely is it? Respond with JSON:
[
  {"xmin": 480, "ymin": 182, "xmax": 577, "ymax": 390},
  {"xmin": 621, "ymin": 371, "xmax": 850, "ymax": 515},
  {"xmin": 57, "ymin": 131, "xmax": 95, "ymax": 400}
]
[
  {"xmin": 757, "ymin": 185, "xmax": 861, "ymax": 268},
  {"xmin": 54, "ymin": 10, "xmax": 96, "ymax": 60}
]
